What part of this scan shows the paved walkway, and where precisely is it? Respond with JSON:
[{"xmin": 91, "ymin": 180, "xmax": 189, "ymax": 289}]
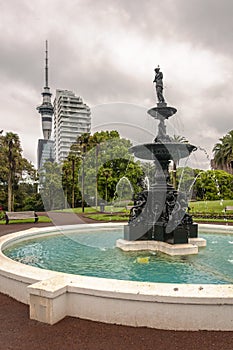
[{"xmin": 0, "ymin": 220, "xmax": 232, "ymax": 350}]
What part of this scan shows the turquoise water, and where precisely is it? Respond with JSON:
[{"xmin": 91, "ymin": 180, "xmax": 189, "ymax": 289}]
[{"xmin": 3, "ymin": 228, "xmax": 233, "ymax": 284}]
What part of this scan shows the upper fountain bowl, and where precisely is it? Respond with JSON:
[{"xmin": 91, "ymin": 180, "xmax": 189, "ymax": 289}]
[{"xmin": 148, "ymin": 105, "xmax": 177, "ymax": 119}]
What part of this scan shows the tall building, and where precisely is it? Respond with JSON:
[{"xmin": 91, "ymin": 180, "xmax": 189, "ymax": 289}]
[
  {"xmin": 54, "ymin": 89, "xmax": 91, "ymax": 162},
  {"xmin": 37, "ymin": 41, "xmax": 55, "ymax": 169},
  {"xmin": 37, "ymin": 139, "xmax": 55, "ymax": 169}
]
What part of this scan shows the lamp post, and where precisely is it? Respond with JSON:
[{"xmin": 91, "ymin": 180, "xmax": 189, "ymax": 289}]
[
  {"xmin": 71, "ymin": 157, "xmax": 75, "ymax": 208},
  {"xmin": 95, "ymin": 144, "xmax": 100, "ymax": 209},
  {"xmin": 68, "ymin": 151, "xmax": 79, "ymax": 209},
  {"xmin": 81, "ymin": 153, "xmax": 85, "ymax": 213},
  {"xmin": 66, "ymin": 155, "xmax": 75, "ymax": 209},
  {"xmin": 103, "ymin": 168, "xmax": 112, "ymax": 202},
  {"xmin": 7, "ymin": 138, "xmax": 14, "ymax": 212},
  {"xmin": 77, "ymin": 142, "xmax": 87, "ymax": 213}
]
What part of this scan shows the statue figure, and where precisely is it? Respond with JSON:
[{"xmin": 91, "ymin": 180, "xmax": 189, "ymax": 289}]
[
  {"xmin": 129, "ymin": 191, "xmax": 148, "ymax": 224},
  {"xmin": 153, "ymin": 67, "xmax": 165, "ymax": 103}
]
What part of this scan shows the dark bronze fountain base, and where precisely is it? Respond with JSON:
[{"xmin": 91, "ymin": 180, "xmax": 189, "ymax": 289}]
[
  {"xmin": 124, "ymin": 100, "xmax": 198, "ymax": 245},
  {"xmin": 124, "ymin": 185, "xmax": 198, "ymax": 244}
]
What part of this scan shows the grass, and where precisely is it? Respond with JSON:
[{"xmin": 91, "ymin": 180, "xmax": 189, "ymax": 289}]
[
  {"xmin": 189, "ymin": 200, "xmax": 233, "ymax": 214},
  {"xmin": 2, "ymin": 200, "xmax": 232, "ymax": 224},
  {"xmin": 83, "ymin": 200, "xmax": 233, "ymax": 223},
  {"xmin": 54, "ymin": 207, "xmax": 98, "ymax": 214},
  {"xmin": 0, "ymin": 216, "xmax": 52, "ymax": 225},
  {"xmin": 193, "ymin": 217, "xmax": 233, "ymax": 223},
  {"xmin": 54, "ymin": 206, "xmax": 129, "ymax": 214},
  {"xmin": 84, "ymin": 213, "xmax": 129, "ymax": 221}
]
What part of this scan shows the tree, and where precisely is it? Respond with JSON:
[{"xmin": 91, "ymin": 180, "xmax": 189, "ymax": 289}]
[
  {"xmin": 39, "ymin": 161, "xmax": 65, "ymax": 210},
  {"xmin": 170, "ymin": 135, "xmax": 189, "ymax": 189},
  {"xmin": 193, "ymin": 169, "xmax": 233, "ymax": 200},
  {"xmin": 0, "ymin": 132, "xmax": 35, "ymax": 211},
  {"xmin": 213, "ymin": 130, "xmax": 233, "ymax": 174},
  {"xmin": 62, "ymin": 153, "xmax": 82, "ymax": 208},
  {"xmin": 176, "ymin": 167, "xmax": 201, "ymax": 200},
  {"xmin": 63, "ymin": 131, "xmax": 144, "ymax": 207}
]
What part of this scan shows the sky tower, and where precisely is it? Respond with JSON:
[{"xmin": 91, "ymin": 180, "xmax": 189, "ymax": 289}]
[
  {"xmin": 37, "ymin": 41, "xmax": 54, "ymax": 169},
  {"xmin": 37, "ymin": 40, "xmax": 53, "ymax": 139}
]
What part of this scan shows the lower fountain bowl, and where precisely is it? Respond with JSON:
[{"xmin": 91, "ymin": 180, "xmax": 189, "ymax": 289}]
[{"xmin": 0, "ymin": 223, "xmax": 233, "ymax": 330}]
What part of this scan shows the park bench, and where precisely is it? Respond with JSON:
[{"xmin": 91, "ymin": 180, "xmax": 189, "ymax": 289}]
[
  {"xmin": 5, "ymin": 211, "xmax": 39, "ymax": 224},
  {"xmin": 224, "ymin": 206, "xmax": 233, "ymax": 212}
]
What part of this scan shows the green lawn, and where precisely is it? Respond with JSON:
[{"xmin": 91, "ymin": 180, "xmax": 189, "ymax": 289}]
[
  {"xmin": 0, "ymin": 216, "xmax": 52, "ymax": 225},
  {"xmin": 193, "ymin": 217, "xmax": 233, "ymax": 223},
  {"xmin": 2, "ymin": 200, "xmax": 232, "ymax": 225},
  {"xmin": 54, "ymin": 205, "xmax": 129, "ymax": 214},
  {"xmin": 83, "ymin": 200, "xmax": 233, "ymax": 222},
  {"xmin": 54, "ymin": 207, "xmax": 98, "ymax": 214},
  {"xmin": 84, "ymin": 213, "xmax": 129, "ymax": 221},
  {"xmin": 189, "ymin": 200, "xmax": 233, "ymax": 214}
]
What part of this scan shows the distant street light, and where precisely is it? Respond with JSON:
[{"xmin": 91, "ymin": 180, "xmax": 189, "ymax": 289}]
[
  {"xmin": 68, "ymin": 151, "xmax": 79, "ymax": 209},
  {"xmin": 77, "ymin": 141, "xmax": 87, "ymax": 213},
  {"xmin": 95, "ymin": 144, "xmax": 100, "ymax": 209},
  {"xmin": 81, "ymin": 153, "xmax": 85, "ymax": 212},
  {"xmin": 103, "ymin": 168, "xmax": 112, "ymax": 202}
]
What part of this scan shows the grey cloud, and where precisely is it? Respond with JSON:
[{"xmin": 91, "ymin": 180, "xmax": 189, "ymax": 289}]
[
  {"xmin": 0, "ymin": 0, "xmax": 233, "ymax": 167},
  {"xmin": 109, "ymin": 0, "xmax": 233, "ymax": 55},
  {"xmin": 172, "ymin": 0, "xmax": 233, "ymax": 55}
]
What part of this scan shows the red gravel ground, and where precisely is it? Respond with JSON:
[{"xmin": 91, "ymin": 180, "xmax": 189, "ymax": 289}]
[{"xmin": 0, "ymin": 220, "xmax": 233, "ymax": 350}]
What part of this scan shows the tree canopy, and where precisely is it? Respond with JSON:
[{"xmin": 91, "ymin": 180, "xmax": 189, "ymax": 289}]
[
  {"xmin": 213, "ymin": 130, "xmax": 233, "ymax": 173},
  {"xmin": 39, "ymin": 161, "xmax": 65, "ymax": 210},
  {"xmin": 0, "ymin": 132, "xmax": 36, "ymax": 211},
  {"xmin": 177, "ymin": 167, "xmax": 233, "ymax": 201},
  {"xmin": 62, "ymin": 130, "xmax": 144, "ymax": 208}
]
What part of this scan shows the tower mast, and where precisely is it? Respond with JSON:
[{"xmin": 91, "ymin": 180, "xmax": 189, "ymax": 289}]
[
  {"xmin": 37, "ymin": 40, "xmax": 53, "ymax": 140},
  {"xmin": 45, "ymin": 40, "xmax": 48, "ymax": 88}
]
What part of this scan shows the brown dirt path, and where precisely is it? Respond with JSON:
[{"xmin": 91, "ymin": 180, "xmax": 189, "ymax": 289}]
[{"xmin": 0, "ymin": 220, "xmax": 232, "ymax": 350}]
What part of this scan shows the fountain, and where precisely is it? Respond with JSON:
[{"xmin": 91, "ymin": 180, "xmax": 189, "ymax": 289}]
[
  {"xmin": 117, "ymin": 67, "xmax": 205, "ymax": 254},
  {"xmin": 112, "ymin": 176, "xmax": 134, "ymax": 211},
  {"xmin": 1, "ymin": 69, "xmax": 233, "ymax": 330}
]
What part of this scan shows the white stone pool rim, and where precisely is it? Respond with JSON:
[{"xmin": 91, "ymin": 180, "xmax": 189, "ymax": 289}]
[{"xmin": 0, "ymin": 223, "xmax": 233, "ymax": 330}]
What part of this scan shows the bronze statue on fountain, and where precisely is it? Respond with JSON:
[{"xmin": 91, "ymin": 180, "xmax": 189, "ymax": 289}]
[{"xmin": 124, "ymin": 67, "xmax": 198, "ymax": 244}]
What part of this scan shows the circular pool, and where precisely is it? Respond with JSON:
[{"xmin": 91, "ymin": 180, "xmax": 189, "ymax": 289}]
[
  {"xmin": 3, "ymin": 225, "xmax": 233, "ymax": 285},
  {"xmin": 0, "ymin": 223, "xmax": 233, "ymax": 330}
]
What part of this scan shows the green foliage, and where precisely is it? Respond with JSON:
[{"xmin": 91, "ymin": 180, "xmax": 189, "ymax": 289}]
[
  {"xmin": 0, "ymin": 209, "xmax": 4, "ymax": 220},
  {"xmin": 62, "ymin": 155, "xmax": 82, "ymax": 208},
  {"xmin": 39, "ymin": 161, "xmax": 65, "ymax": 210},
  {"xmin": 213, "ymin": 130, "xmax": 233, "ymax": 171},
  {"xmin": 22, "ymin": 193, "xmax": 45, "ymax": 211},
  {"xmin": 0, "ymin": 132, "xmax": 36, "ymax": 211},
  {"xmin": 189, "ymin": 200, "xmax": 233, "ymax": 214},
  {"xmin": 194, "ymin": 169, "xmax": 233, "ymax": 200},
  {"xmin": 176, "ymin": 168, "xmax": 233, "ymax": 201},
  {"xmin": 63, "ymin": 130, "xmax": 144, "ymax": 207},
  {"xmin": 176, "ymin": 167, "xmax": 200, "ymax": 194}
]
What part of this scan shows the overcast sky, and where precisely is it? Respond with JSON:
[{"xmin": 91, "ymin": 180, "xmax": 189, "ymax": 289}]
[{"xmin": 0, "ymin": 0, "xmax": 233, "ymax": 169}]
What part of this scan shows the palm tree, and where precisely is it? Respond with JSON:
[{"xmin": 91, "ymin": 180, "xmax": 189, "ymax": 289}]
[
  {"xmin": 0, "ymin": 133, "xmax": 22, "ymax": 211},
  {"xmin": 213, "ymin": 130, "xmax": 233, "ymax": 174}
]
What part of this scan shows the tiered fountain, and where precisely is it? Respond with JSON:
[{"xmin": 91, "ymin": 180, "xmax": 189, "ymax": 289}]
[{"xmin": 117, "ymin": 67, "xmax": 206, "ymax": 254}]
